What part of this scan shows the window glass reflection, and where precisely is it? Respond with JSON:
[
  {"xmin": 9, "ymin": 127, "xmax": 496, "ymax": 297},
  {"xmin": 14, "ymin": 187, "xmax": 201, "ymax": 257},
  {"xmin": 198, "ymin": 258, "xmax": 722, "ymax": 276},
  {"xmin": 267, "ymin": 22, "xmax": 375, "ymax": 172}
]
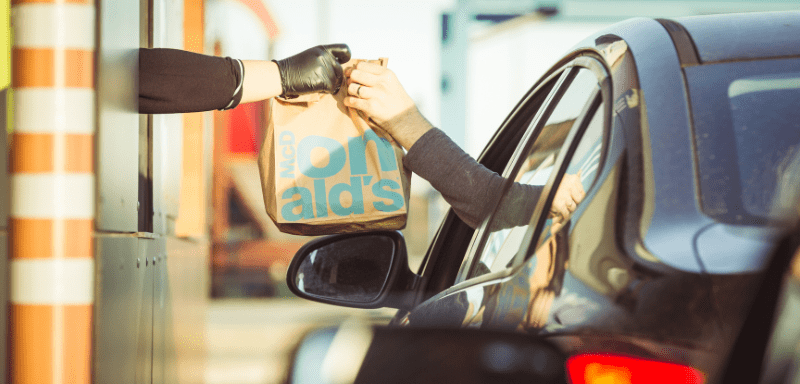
[{"xmin": 469, "ymin": 69, "xmax": 600, "ymax": 280}]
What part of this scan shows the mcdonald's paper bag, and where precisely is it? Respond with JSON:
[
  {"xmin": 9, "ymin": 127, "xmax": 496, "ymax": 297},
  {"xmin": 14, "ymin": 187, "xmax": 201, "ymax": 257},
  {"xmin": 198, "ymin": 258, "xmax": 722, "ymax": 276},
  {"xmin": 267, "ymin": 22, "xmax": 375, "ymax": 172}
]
[{"xmin": 258, "ymin": 58, "xmax": 412, "ymax": 235}]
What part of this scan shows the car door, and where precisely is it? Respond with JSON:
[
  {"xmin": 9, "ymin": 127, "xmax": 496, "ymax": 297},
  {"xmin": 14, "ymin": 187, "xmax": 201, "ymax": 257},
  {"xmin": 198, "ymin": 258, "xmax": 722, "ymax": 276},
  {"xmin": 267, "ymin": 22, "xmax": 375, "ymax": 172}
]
[{"xmin": 401, "ymin": 54, "xmax": 613, "ymax": 330}]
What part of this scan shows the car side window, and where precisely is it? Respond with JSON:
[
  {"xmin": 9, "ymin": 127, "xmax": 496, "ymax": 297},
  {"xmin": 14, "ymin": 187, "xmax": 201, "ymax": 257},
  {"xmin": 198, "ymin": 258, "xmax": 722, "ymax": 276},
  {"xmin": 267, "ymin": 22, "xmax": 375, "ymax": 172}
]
[
  {"xmin": 416, "ymin": 70, "xmax": 565, "ymax": 298},
  {"xmin": 535, "ymin": 98, "xmax": 604, "ymax": 248},
  {"xmin": 464, "ymin": 67, "xmax": 604, "ymax": 281}
]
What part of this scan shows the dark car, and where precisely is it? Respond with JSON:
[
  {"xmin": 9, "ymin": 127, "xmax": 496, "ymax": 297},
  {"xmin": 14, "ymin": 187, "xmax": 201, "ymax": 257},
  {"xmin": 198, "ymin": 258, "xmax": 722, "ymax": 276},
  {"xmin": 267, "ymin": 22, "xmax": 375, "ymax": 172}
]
[{"xmin": 286, "ymin": 11, "xmax": 800, "ymax": 384}]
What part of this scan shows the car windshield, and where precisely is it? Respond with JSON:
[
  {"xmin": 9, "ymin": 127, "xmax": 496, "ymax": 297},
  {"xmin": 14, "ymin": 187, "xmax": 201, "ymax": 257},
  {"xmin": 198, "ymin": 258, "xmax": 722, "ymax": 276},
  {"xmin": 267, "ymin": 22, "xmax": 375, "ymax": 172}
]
[{"xmin": 685, "ymin": 58, "xmax": 800, "ymax": 225}]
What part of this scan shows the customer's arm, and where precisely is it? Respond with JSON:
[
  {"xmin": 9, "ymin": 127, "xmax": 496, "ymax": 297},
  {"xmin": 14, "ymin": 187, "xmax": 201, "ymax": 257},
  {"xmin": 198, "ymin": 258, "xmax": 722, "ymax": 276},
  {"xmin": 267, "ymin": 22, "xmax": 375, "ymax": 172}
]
[
  {"xmin": 404, "ymin": 127, "xmax": 541, "ymax": 228},
  {"xmin": 343, "ymin": 62, "xmax": 539, "ymax": 228}
]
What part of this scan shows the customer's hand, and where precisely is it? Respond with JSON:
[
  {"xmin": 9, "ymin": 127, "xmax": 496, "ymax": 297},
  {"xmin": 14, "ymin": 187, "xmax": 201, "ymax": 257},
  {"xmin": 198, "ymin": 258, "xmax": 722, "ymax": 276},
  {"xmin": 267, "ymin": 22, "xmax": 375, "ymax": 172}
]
[
  {"xmin": 344, "ymin": 62, "xmax": 415, "ymax": 125},
  {"xmin": 274, "ymin": 44, "xmax": 351, "ymax": 98},
  {"xmin": 549, "ymin": 172, "xmax": 585, "ymax": 232},
  {"xmin": 344, "ymin": 62, "xmax": 432, "ymax": 150}
]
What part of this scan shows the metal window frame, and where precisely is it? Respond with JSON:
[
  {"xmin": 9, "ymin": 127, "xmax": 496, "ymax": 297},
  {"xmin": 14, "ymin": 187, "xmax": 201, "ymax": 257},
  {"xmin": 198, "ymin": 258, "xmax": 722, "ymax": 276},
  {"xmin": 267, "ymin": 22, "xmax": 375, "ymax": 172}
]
[{"xmin": 453, "ymin": 53, "xmax": 612, "ymax": 287}]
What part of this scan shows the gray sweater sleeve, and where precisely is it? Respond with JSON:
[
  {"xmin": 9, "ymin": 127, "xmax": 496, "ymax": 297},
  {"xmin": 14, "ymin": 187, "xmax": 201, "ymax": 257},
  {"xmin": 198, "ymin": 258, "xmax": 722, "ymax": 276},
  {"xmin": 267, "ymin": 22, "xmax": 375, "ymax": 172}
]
[{"xmin": 403, "ymin": 128, "xmax": 541, "ymax": 229}]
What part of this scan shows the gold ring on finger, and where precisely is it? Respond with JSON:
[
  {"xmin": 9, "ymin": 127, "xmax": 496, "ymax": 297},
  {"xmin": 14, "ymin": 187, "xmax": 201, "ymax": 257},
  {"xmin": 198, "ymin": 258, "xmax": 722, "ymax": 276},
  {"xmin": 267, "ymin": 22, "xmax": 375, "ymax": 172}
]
[{"xmin": 357, "ymin": 85, "xmax": 363, "ymax": 97}]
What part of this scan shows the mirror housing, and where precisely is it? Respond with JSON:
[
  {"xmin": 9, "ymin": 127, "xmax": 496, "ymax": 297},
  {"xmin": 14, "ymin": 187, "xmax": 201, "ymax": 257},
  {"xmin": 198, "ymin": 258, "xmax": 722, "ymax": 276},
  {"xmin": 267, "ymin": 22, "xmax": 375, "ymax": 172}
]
[
  {"xmin": 286, "ymin": 231, "xmax": 419, "ymax": 309},
  {"xmin": 285, "ymin": 324, "xmax": 567, "ymax": 384}
]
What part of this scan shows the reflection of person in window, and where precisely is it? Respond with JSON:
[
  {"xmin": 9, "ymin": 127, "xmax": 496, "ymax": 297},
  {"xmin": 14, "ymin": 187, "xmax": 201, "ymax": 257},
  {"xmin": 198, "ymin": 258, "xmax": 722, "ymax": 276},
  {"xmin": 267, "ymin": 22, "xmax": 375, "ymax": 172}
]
[
  {"xmin": 470, "ymin": 218, "xmax": 569, "ymax": 331},
  {"xmin": 524, "ymin": 224, "xmax": 569, "ymax": 329},
  {"xmin": 343, "ymin": 62, "xmax": 585, "ymax": 229}
]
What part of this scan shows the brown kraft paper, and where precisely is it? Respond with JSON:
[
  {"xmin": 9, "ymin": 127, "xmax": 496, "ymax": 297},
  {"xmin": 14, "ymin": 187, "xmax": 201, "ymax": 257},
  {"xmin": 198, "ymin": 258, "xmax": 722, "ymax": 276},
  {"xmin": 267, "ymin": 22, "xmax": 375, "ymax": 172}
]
[{"xmin": 258, "ymin": 58, "xmax": 412, "ymax": 236}]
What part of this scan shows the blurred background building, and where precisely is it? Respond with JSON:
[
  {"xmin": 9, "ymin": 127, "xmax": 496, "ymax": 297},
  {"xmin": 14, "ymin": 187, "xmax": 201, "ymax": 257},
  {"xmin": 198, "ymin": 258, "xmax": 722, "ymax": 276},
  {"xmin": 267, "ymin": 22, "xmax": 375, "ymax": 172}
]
[{"xmin": 1, "ymin": 0, "xmax": 799, "ymax": 383}]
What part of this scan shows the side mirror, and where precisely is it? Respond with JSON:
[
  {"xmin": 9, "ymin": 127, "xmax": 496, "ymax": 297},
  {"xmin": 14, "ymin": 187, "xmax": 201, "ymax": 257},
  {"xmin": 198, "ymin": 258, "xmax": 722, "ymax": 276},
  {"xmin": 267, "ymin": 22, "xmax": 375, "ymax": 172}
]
[
  {"xmin": 285, "ymin": 323, "xmax": 567, "ymax": 384},
  {"xmin": 286, "ymin": 231, "xmax": 419, "ymax": 309}
]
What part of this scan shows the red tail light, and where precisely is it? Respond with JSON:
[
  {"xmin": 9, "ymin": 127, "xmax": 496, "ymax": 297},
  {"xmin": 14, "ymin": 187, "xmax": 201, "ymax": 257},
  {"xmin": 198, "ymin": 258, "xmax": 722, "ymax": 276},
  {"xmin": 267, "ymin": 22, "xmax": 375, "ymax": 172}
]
[{"xmin": 566, "ymin": 354, "xmax": 705, "ymax": 384}]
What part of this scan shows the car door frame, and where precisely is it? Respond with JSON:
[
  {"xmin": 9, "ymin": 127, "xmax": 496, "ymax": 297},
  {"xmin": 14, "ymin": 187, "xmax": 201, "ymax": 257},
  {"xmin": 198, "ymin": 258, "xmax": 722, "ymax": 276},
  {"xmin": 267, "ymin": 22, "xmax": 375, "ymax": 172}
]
[
  {"xmin": 407, "ymin": 51, "xmax": 613, "ymax": 313},
  {"xmin": 453, "ymin": 55, "xmax": 611, "ymax": 291},
  {"xmin": 407, "ymin": 60, "xmax": 567, "ymax": 308}
]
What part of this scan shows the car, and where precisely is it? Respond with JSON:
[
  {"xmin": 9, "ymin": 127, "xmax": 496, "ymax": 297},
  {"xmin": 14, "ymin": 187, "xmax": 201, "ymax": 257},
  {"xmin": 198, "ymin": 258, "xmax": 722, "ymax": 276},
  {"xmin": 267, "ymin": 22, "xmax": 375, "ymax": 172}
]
[
  {"xmin": 285, "ymin": 11, "xmax": 800, "ymax": 384},
  {"xmin": 284, "ymin": 323, "xmax": 567, "ymax": 384}
]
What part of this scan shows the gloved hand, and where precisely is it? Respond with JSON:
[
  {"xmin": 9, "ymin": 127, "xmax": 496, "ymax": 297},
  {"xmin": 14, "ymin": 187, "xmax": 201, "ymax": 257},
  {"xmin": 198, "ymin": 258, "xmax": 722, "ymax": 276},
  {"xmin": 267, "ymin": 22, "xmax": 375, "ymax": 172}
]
[{"xmin": 273, "ymin": 44, "xmax": 351, "ymax": 98}]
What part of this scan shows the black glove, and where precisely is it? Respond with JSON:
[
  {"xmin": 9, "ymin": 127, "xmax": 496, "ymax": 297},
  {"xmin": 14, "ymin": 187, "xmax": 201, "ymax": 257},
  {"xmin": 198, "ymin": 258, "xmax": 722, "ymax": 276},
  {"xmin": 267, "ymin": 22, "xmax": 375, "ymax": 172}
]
[{"xmin": 273, "ymin": 44, "xmax": 351, "ymax": 98}]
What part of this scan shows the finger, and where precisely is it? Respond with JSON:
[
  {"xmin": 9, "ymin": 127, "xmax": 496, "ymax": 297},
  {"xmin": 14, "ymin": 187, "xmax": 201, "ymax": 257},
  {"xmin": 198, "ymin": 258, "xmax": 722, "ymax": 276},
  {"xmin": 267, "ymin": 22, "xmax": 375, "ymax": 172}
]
[
  {"xmin": 355, "ymin": 61, "xmax": 387, "ymax": 74},
  {"xmin": 562, "ymin": 200, "xmax": 574, "ymax": 215},
  {"xmin": 553, "ymin": 201, "xmax": 570, "ymax": 219},
  {"xmin": 551, "ymin": 221, "xmax": 564, "ymax": 234},
  {"xmin": 348, "ymin": 83, "xmax": 371, "ymax": 99},
  {"xmin": 343, "ymin": 96, "xmax": 369, "ymax": 111},
  {"xmin": 348, "ymin": 82, "xmax": 359, "ymax": 97},
  {"xmin": 322, "ymin": 44, "xmax": 351, "ymax": 64},
  {"xmin": 349, "ymin": 69, "xmax": 380, "ymax": 87},
  {"xmin": 571, "ymin": 188, "xmax": 586, "ymax": 205},
  {"xmin": 567, "ymin": 180, "xmax": 585, "ymax": 201},
  {"xmin": 562, "ymin": 203, "xmax": 573, "ymax": 217}
]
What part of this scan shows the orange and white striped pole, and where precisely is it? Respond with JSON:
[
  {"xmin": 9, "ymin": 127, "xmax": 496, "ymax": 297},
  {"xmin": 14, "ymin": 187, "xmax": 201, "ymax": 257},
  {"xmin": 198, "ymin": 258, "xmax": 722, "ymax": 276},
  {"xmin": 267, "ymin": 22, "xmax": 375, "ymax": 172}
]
[{"xmin": 9, "ymin": 0, "xmax": 95, "ymax": 381}]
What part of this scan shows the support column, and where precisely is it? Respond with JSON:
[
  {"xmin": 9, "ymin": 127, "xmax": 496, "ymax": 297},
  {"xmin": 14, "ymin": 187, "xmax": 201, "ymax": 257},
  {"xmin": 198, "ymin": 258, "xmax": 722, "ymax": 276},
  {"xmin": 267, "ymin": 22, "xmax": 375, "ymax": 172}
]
[
  {"xmin": 175, "ymin": 0, "xmax": 205, "ymax": 237},
  {"xmin": 440, "ymin": 0, "xmax": 470, "ymax": 148},
  {"xmin": 9, "ymin": 0, "xmax": 95, "ymax": 381}
]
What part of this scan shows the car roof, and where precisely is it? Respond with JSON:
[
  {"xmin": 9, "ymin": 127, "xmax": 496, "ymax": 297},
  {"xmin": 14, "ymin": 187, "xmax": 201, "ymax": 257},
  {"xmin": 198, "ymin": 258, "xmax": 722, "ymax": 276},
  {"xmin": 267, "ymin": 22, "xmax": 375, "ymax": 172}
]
[{"xmin": 675, "ymin": 11, "xmax": 800, "ymax": 63}]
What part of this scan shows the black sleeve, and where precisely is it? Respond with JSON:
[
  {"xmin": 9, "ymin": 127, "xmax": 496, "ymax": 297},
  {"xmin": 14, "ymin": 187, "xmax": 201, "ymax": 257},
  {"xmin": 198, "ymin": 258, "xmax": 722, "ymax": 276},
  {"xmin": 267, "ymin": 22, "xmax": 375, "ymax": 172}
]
[
  {"xmin": 403, "ymin": 128, "xmax": 541, "ymax": 229},
  {"xmin": 139, "ymin": 48, "xmax": 244, "ymax": 114}
]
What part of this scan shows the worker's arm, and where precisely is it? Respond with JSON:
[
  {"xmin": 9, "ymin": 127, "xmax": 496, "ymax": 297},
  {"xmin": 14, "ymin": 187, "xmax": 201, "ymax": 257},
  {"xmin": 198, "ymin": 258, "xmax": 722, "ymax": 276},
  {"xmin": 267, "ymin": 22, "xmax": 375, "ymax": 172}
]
[
  {"xmin": 139, "ymin": 44, "xmax": 351, "ymax": 114},
  {"xmin": 239, "ymin": 60, "xmax": 282, "ymax": 104}
]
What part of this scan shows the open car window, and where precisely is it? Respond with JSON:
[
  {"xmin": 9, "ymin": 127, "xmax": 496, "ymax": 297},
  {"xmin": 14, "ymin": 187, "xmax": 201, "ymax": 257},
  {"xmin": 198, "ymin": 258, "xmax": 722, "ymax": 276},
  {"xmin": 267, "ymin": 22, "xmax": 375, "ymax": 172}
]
[
  {"xmin": 414, "ymin": 69, "xmax": 564, "ymax": 299},
  {"xmin": 461, "ymin": 64, "xmax": 605, "ymax": 282},
  {"xmin": 534, "ymin": 101, "xmax": 605, "ymax": 249}
]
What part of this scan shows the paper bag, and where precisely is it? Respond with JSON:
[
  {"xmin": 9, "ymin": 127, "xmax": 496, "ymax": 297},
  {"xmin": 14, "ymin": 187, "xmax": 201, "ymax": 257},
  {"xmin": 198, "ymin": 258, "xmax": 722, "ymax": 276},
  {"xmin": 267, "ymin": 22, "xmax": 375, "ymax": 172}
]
[{"xmin": 258, "ymin": 58, "xmax": 412, "ymax": 236}]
